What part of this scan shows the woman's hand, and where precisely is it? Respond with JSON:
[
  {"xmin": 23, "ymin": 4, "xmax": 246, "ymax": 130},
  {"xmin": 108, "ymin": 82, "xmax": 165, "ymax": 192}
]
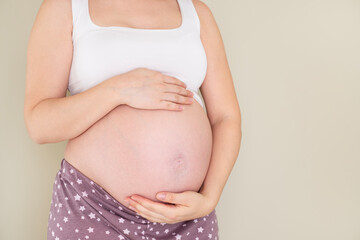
[
  {"xmin": 123, "ymin": 190, "xmax": 216, "ymax": 224},
  {"xmin": 107, "ymin": 67, "xmax": 195, "ymax": 111}
]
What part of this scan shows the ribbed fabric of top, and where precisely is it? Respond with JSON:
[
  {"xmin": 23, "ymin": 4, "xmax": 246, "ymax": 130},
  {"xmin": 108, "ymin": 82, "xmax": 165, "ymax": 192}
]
[{"xmin": 69, "ymin": 0, "xmax": 207, "ymax": 108}]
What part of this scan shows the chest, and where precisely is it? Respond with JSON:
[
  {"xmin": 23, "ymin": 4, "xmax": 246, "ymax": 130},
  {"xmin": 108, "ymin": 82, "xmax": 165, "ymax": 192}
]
[{"xmin": 68, "ymin": 30, "xmax": 207, "ymax": 95}]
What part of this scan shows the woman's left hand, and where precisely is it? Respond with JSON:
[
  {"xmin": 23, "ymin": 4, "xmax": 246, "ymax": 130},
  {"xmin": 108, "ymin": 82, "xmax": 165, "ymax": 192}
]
[{"xmin": 124, "ymin": 190, "xmax": 216, "ymax": 224}]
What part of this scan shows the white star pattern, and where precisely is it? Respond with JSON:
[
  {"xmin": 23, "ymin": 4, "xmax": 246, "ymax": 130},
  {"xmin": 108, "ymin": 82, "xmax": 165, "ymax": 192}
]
[
  {"xmin": 74, "ymin": 194, "xmax": 81, "ymax": 201},
  {"xmin": 48, "ymin": 161, "xmax": 219, "ymax": 240}
]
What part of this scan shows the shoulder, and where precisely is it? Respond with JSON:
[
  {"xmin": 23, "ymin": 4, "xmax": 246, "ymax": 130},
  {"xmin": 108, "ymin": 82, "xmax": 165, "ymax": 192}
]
[
  {"xmin": 35, "ymin": 0, "xmax": 73, "ymax": 31},
  {"xmin": 191, "ymin": 0, "xmax": 212, "ymax": 14},
  {"xmin": 190, "ymin": 0, "xmax": 220, "ymax": 35},
  {"xmin": 39, "ymin": 0, "xmax": 72, "ymax": 13},
  {"xmin": 191, "ymin": 0, "xmax": 217, "ymax": 25}
]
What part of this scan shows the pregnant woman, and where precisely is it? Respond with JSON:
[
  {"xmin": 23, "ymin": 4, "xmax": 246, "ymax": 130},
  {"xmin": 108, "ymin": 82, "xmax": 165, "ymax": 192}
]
[{"xmin": 24, "ymin": 0, "xmax": 242, "ymax": 239}]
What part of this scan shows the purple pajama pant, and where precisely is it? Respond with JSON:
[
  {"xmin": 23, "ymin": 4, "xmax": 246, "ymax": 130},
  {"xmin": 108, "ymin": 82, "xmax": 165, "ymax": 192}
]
[{"xmin": 47, "ymin": 158, "xmax": 220, "ymax": 240}]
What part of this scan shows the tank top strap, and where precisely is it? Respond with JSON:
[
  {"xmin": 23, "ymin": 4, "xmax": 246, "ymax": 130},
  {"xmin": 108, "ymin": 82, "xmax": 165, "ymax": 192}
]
[
  {"xmin": 71, "ymin": 0, "xmax": 94, "ymax": 43},
  {"xmin": 180, "ymin": 0, "xmax": 201, "ymax": 33}
]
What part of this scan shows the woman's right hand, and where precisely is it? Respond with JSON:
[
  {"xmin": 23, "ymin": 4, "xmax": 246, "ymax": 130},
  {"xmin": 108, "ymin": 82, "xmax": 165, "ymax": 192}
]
[{"xmin": 107, "ymin": 67, "xmax": 195, "ymax": 111}]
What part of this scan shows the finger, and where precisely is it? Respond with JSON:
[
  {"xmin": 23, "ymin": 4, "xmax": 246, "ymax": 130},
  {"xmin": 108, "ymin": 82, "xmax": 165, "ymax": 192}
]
[
  {"xmin": 130, "ymin": 195, "xmax": 179, "ymax": 219},
  {"xmin": 128, "ymin": 198, "xmax": 169, "ymax": 221},
  {"xmin": 161, "ymin": 92, "xmax": 193, "ymax": 105},
  {"xmin": 130, "ymin": 207, "xmax": 169, "ymax": 224},
  {"xmin": 156, "ymin": 191, "xmax": 191, "ymax": 206},
  {"xmin": 163, "ymin": 84, "xmax": 194, "ymax": 97},
  {"xmin": 162, "ymin": 75, "xmax": 187, "ymax": 88},
  {"xmin": 158, "ymin": 101, "xmax": 184, "ymax": 111}
]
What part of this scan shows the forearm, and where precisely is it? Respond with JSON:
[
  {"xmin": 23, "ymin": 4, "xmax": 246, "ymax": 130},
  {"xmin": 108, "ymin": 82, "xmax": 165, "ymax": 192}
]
[
  {"xmin": 26, "ymin": 77, "xmax": 127, "ymax": 144},
  {"xmin": 200, "ymin": 118, "xmax": 242, "ymax": 208}
]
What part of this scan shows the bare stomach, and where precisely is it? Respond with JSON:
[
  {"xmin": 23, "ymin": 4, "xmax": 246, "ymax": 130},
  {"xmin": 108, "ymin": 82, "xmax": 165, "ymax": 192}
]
[{"xmin": 63, "ymin": 99, "xmax": 213, "ymax": 207}]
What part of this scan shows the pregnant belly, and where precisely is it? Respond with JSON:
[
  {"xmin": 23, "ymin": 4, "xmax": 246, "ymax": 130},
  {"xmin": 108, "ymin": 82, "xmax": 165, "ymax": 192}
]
[{"xmin": 63, "ymin": 99, "xmax": 213, "ymax": 207}]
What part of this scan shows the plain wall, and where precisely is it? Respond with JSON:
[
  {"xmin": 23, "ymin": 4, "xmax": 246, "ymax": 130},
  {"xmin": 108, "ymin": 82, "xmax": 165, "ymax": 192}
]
[{"xmin": 1, "ymin": 0, "xmax": 359, "ymax": 239}]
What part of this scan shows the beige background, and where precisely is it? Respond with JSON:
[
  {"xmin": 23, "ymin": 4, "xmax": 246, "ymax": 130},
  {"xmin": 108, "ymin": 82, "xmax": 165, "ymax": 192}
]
[{"xmin": 1, "ymin": 0, "xmax": 360, "ymax": 239}]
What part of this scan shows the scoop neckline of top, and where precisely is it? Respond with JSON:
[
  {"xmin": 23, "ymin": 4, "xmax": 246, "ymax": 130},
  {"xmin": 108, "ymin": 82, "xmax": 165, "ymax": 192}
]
[{"xmin": 86, "ymin": 0, "xmax": 185, "ymax": 32}]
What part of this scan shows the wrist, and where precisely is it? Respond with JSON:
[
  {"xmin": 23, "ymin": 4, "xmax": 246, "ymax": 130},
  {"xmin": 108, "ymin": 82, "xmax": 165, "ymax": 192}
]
[
  {"xmin": 201, "ymin": 189, "xmax": 220, "ymax": 212},
  {"xmin": 101, "ymin": 75, "xmax": 129, "ymax": 106}
]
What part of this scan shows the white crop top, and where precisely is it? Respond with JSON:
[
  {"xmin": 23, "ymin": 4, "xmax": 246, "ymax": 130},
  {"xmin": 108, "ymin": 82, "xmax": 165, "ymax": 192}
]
[{"xmin": 69, "ymin": 0, "xmax": 207, "ymax": 108}]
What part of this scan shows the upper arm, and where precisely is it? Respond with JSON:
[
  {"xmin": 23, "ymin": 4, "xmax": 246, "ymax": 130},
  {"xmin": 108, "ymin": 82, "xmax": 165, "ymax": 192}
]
[
  {"xmin": 24, "ymin": 0, "xmax": 73, "ymax": 123},
  {"xmin": 193, "ymin": 0, "xmax": 241, "ymax": 126}
]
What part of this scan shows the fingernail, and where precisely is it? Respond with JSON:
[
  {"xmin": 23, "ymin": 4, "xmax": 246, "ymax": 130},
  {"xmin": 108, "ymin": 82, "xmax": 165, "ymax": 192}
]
[{"xmin": 157, "ymin": 193, "xmax": 166, "ymax": 200}]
